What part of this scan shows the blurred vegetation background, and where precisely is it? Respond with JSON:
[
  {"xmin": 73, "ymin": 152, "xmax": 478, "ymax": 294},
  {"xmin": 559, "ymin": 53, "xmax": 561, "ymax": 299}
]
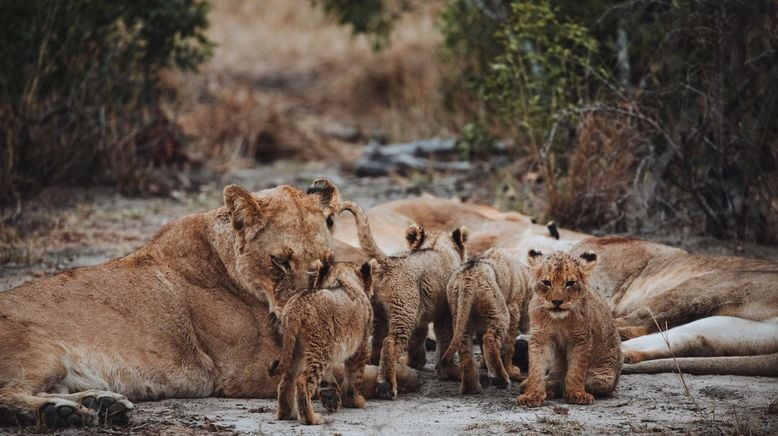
[{"xmin": 1, "ymin": 0, "xmax": 776, "ymax": 243}]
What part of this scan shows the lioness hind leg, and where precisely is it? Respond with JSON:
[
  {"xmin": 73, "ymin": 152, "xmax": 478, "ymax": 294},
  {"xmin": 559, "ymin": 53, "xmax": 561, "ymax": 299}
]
[
  {"xmin": 0, "ymin": 388, "xmax": 97, "ymax": 427},
  {"xmin": 38, "ymin": 390, "xmax": 134, "ymax": 425}
]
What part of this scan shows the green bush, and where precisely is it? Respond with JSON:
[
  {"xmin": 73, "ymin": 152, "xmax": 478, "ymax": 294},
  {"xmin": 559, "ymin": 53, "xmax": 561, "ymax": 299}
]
[{"xmin": 0, "ymin": 0, "xmax": 212, "ymax": 205}]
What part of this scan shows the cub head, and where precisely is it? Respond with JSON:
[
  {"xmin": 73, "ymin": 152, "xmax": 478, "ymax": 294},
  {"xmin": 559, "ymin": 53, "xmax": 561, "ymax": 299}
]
[
  {"xmin": 223, "ymin": 180, "xmax": 339, "ymax": 314},
  {"xmin": 526, "ymin": 249, "xmax": 597, "ymax": 319},
  {"xmin": 406, "ymin": 224, "xmax": 469, "ymax": 263},
  {"xmin": 315, "ymin": 259, "xmax": 377, "ymax": 299}
]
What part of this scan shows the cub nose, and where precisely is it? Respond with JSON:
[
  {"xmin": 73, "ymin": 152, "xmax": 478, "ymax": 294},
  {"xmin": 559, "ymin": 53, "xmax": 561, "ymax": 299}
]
[{"xmin": 551, "ymin": 299, "xmax": 563, "ymax": 307}]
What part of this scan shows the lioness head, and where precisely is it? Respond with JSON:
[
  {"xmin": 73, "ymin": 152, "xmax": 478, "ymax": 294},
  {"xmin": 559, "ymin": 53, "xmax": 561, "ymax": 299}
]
[
  {"xmin": 223, "ymin": 179, "xmax": 339, "ymax": 313},
  {"xmin": 527, "ymin": 249, "xmax": 597, "ymax": 319}
]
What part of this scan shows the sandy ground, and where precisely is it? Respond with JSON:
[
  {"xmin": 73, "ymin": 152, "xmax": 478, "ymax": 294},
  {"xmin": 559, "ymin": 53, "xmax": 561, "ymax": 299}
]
[{"xmin": 2, "ymin": 163, "xmax": 777, "ymax": 435}]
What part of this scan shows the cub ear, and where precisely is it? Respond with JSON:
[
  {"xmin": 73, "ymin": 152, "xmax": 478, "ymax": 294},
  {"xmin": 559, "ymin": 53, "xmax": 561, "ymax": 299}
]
[
  {"xmin": 306, "ymin": 179, "xmax": 340, "ymax": 218},
  {"xmin": 578, "ymin": 251, "xmax": 598, "ymax": 274},
  {"xmin": 405, "ymin": 225, "xmax": 426, "ymax": 251},
  {"xmin": 224, "ymin": 184, "xmax": 265, "ymax": 241},
  {"xmin": 527, "ymin": 249, "xmax": 543, "ymax": 268},
  {"xmin": 452, "ymin": 226, "xmax": 469, "ymax": 249}
]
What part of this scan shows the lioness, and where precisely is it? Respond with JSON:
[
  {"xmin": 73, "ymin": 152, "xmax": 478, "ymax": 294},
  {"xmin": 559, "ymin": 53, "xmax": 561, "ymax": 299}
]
[
  {"xmin": 339, "ymin": 201, "xmax": 467, "ymax": 400},
  {"xmin": 517, "ymin": 250, "xmax": 621, "ymax": 408},
  {"xmin": 272, "ymin": 261, "xmax": 375, "ymax": 425},
  {"xmin": 441, "ymin": 248, "xmax": 527, "ymax": 394},
  {"xmin": 0, "ymin": 180, "xmax": 418, "ymax": 428}
]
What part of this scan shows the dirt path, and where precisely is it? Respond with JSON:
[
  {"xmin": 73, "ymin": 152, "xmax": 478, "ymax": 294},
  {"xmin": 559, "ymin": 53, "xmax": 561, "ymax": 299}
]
[{"xmin": 1, "ymin": 163, "xmax": 777, "ymax": 434}]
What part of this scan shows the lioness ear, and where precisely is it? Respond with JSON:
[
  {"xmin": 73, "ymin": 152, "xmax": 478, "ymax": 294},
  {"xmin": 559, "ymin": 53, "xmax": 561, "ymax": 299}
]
[
  {"xmin": 306, "ymin": 179, "xmax": 340, "ymax": 220},
  {"xmin": 527, "ymin": 249, "xmax": 543, "ymax": 268},
  {"xmin": 405, "ymin": 225, "xmax": 426, "ymax": 251},
  {"xmin": 578, "ymin": 251, "xmax": 597, "ymax": 274},
  {"xmin": 224, "ymin": 184, "xmax": 265, "ymax": 241},
  {"xmin": 452, "ymin": 226, "xmax": 469, "ymax": 249},
  {"xmin": 546, "ymin": 221, "xmax": 560, "ymax": 240}
]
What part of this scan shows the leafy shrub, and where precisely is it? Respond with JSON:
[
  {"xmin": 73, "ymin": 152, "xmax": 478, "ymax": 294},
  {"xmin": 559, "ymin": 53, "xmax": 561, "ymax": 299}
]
[{"xmin": 0, "ymin": 0, "xmax": 212, "ymax": 206}]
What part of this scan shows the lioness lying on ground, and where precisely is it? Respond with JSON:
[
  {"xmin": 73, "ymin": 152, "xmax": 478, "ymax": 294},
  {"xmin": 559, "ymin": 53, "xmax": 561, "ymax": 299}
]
[
  {"xmin": 339, "ymin": 201, "xmax": 467, "ymax": 400},
  {"xmin": 272, "ymin": 261, "xmax": 375, "ymax": 425},
  {"xmin": 441, "ymin": 248, "xmax": 527, "ymax": 394},
  {"xmin": 0, "ymin": 180, "xmax": 419, "ymax": 428},
  {"xmin": 517, "ymin": 250, "xmax": 622, "ymax": 408}
]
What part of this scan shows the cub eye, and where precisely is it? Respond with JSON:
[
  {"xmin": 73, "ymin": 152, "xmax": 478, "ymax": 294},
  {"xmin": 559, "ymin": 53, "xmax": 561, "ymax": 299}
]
[
  {"xmin": 565, "ymin": 280, "xmax": 576, "ymax": 288},
  {"xmin": 541, "ymin": 280, "xmax": 552, "ymax": 287},
  {"xmin": 326, "ymin": 214, "xmax": 334, "ymax": 228}
]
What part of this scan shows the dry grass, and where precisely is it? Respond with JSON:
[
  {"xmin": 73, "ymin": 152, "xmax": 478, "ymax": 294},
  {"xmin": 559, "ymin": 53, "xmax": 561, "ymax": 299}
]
[{"xmin": 168, "ymin": 0, "xmax": 465, "ymax": 166}]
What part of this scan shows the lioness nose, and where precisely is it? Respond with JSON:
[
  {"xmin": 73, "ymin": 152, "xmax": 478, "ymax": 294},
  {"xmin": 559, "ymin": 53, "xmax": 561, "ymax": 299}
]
[{"xmin": 551, "ymin": 299, "xmax": 563, "ymax": 307}]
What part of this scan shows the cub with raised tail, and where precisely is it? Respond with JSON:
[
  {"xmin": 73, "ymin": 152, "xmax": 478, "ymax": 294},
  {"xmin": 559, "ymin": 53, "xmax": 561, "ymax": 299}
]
[
  {"xmin": 272, "ymin": 261, "xmax": 375, "ymax": 425},
  {"xmin": 440, "ymin": 248, "xmax": 528, "ymax": 394}
]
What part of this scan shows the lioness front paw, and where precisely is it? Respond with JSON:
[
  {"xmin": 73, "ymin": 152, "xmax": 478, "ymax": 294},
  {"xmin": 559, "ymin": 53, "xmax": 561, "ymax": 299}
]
[
  {"xmin": 565, "ymin": 390, "xmax": 594, "ymax": 405},
  {"xmin": 517, "ymin": 392, "xmax": 545, "ymax": 408},
  {"xmin": 622, "ymin": 350, "xmax": 647, "ymax": 364}
]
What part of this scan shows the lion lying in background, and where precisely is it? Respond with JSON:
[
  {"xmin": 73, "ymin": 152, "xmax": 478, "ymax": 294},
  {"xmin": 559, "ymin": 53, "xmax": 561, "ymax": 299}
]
[{"xmin": 333, "ymin": 197, "xmax": 778, "ymax": 376}]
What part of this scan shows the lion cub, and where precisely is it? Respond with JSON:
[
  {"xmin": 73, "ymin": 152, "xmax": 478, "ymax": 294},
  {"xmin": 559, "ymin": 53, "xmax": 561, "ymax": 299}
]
[
  {"xmin": 517, "ymin": 250, "xmax": 621, "ymax": 407},
  {"xmin": 441, "ymin": 248, "xmax": 527, "ymax": 394},
  {"xmin": 339, "ymin": 201, "xmax": 467, "ymax": 400},
  {"xmin": 272, "ymin": 261, "xmax": 375, "ymax": 425}
]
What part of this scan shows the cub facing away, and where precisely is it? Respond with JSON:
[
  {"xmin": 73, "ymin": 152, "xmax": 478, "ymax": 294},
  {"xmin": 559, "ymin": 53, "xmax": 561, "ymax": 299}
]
[
  {"xmin": 272, "ymin": 261, "xmax": 375, "ymax": 425},
  {"xmin": 440, "ymin": 248, "xmax": 528, "ymax": 394},
  {"xmin": 517, "ymin": 250, "xmax": 622, "ymax": 407},
  {"xmin": 339, "ymin": 201, "xmax": 468, "ymax": 400}
]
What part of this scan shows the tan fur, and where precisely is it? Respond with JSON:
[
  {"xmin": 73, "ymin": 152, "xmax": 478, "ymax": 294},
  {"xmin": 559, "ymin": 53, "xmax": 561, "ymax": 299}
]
[
  {"xmin": 272, "ymin": 262, "xmax": 375, "ymax": 425},
  {"xmin": 441, "ymin": 248, "xmax": 527, "ymax": 394},
  {"xmin": 0, "ymin": 180, "xmax": 419, "ymax": 427},
  {"xmin": 517, "ymin": 250, "xmax": 622, "ymax": 408},
  {"xmin": 339, "ymin": 201, "xmax": 468, "ymax": 399}
]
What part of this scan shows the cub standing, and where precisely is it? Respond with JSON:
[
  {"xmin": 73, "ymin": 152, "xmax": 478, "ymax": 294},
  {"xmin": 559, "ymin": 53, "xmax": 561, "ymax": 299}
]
[
  {"xmin": 339, "ymin": 201, "xmax": 468, "ymax": 400},
  {"xmin": 517, "ymin": 250, "xmax": 621, "ymax": 407},
  {"xmin": 272, "ymin": 261, "xmax": 375, "ymax": 425},
  {"xmin": 440, "ymin": 248, "xmax": 527, "ymax": 394}
]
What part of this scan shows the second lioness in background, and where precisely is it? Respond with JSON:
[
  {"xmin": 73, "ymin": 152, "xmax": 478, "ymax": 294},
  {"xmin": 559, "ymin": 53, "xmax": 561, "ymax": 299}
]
[
  {"xmin": 440, "ymin": 248, "xmax": 528, "ymax": 394},
  {"xmin": 517, "ymin": 250, "xmax": 622, "ymax": 407},
  {"xmin": 272, "ymin": 261, "xmax": 375, "ymax": 425}
]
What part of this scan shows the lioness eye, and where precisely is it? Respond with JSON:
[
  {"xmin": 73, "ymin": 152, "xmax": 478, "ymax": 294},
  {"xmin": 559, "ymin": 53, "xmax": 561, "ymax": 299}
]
[
  {"xmin": 271, "ymin": 255, "xmax": 291, "ymax": 271},
  {"xmin": 541, "ymin": 280, "xmax": 552, "ymax": 287},
  {"xmin": 565, "ymin": 280, "xmax": 576, "ymax": 288}
]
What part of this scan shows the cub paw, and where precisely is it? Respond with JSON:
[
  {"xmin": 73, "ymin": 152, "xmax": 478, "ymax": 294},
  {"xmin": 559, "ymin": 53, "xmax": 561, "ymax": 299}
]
[
  {"xmin": 376, "ymin": 381, "xmax": 396, "ymax": 400},
  {"xmin": 516, "ymin": 392, "xmax": 545, "ymax": 408},
  {"xmin": 460, "ymin": 382, "xmax": 482, "ymax": 395},
  {"xmin": 565, "ymin": 390, "xmax": 594, "ymax": 405},
  {"xmin": 489, "ymin": 376, "xmax": 510, "ymax": 389},
  {"xmin": 319, "ymin": 385, "xmax": 341, "ymax": 412},
  {"xmin": 300, "ymin": 412, "xmax": 323, "ymax": 425}
]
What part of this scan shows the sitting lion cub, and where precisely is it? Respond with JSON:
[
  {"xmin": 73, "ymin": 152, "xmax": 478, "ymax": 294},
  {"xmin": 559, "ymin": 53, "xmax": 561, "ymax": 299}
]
[
  {"xmin": 517, "ymin": 250, "xmax": 621, "ymax": 407},
  {"xmin": 272, "ymin": 261, "xmax": 375, "ymax": 425},
  {"xmin": 339, "ymin": 201, "xmax": 468, "ymax": 400},
  {"xmin": 441, "ymin": 248, "xmax": 527, "ymax": 394}
]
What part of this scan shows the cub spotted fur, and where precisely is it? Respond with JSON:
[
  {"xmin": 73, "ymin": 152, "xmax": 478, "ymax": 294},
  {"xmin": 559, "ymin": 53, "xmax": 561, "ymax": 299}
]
[
  {"xmin": 339, "ymin": 201, "xmax": 467, "ymax": 400},
  {"xmin": 517, "ymin": 250, "xmax": 621, "ymax": 407},
  {"xmin": 440, "ymin": 248, "xmax": 527, "ymax": 394},
  {"xmin": 272, "ymin": 261, "xmax": 375, "ymax": 425}
]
